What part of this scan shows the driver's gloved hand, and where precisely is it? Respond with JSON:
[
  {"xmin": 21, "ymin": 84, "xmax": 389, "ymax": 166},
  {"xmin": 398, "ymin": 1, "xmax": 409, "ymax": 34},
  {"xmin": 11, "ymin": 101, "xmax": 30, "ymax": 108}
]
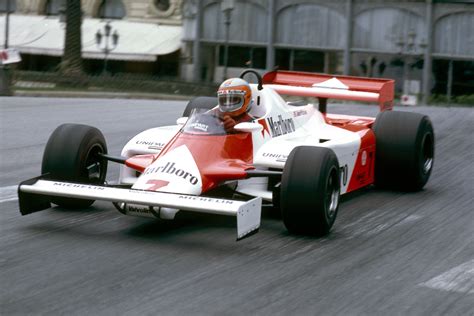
[{"xmin": 222, "ymin": 115, "xmax": 237, "ymax": 132}]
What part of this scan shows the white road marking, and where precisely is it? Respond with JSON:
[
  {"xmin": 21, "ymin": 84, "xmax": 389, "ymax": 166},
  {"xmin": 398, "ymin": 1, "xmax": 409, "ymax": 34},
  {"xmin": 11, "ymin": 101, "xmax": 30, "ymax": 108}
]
[
  {"xmin": 420, "ymin": 259, "xmax": 474, "ymax": 294},
  {"xmin": 0, "ymin": 185, "xmax": 18, "ymax": 203}
]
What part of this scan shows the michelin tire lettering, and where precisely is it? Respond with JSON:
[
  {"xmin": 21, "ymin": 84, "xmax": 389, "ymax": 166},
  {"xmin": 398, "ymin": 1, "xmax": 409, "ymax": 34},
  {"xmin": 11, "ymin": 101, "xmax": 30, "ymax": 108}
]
[
  {"xmin": 53, "ymin": 182, "xmax": 105, "ymax": 190},
  {"xmin": 178, "ymin": 195, "xmax": 234, "ymax": 204}
]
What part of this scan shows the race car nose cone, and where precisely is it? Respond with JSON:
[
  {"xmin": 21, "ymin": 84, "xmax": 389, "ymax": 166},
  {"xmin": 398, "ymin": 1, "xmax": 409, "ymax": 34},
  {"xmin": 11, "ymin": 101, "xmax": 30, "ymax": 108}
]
[{"xmin": 132, "ymin": 145, "xmax": 202, "ymax": 195}]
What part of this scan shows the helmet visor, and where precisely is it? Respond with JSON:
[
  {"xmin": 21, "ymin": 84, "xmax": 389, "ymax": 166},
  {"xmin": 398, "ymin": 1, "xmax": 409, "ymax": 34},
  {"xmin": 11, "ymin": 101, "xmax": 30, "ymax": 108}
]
[{"xmin": 218, "ymin": 91, "xmax": 244, "ymax": 113}]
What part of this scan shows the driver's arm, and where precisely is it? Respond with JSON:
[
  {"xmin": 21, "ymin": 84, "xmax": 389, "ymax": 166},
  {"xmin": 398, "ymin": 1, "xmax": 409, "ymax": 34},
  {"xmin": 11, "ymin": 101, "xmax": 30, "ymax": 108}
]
[{"xmin": 222, "ymin": 115, "xmax": 237, "ymax": 132}]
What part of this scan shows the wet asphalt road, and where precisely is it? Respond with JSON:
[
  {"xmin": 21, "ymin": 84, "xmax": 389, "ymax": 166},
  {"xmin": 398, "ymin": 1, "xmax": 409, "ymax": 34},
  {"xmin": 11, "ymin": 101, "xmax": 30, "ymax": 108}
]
[{"xmin": 1, "ymin": 97, "xmax": 473, "ymax": 315}]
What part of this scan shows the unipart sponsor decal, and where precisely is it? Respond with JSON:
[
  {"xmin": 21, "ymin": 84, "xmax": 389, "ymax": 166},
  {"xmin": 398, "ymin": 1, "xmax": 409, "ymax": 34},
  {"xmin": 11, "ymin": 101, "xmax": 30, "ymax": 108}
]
[
  {"xmin": 266, "ymin": 115, "xmax": 295, "ymax": 137},
  {"xmin": 188, "ymin": 122, "xmax": 209, "ymax": 132},
  {"xmin": 144, "ymin": 162, "xmax": 199, "ymax": 185},
  {"xmin": 293, "ymin": 110, "xmax": 307, "ymax": 118},
  {"xmin": 262, "ymin": 152, "xmax": 288, "ymax": 162},
  {"xmin": 135, "ymin": 140, "xmax": 166, "ymax": 150}
]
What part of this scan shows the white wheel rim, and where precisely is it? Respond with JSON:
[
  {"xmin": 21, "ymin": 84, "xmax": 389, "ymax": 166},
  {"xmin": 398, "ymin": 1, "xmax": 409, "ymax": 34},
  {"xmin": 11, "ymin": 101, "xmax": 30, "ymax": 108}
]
[
  {"xmin": 326, "ymin": 168, "xmax": 340, "ymax": 219},
  {"xmin": 422, "ymin": 133, "xmax": 434, "ymax": 175}
]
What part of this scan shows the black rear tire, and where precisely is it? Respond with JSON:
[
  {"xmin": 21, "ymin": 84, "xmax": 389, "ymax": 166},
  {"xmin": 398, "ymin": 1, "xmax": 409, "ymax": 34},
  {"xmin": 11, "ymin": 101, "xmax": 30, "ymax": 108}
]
[
  {"xmin": 373, "ymin": 111, "xmax": 434, "ymax": 191},
  {"xmin": 42, "ymin": 124, "xmax": 108, "ymax": 208},
  {"xmin": 182, "ymin": 96, "xmax": 218, "ymax": 117},
  {"xmin": 280, "ymin": 146, "xmax": 340, "ymax": 236}
]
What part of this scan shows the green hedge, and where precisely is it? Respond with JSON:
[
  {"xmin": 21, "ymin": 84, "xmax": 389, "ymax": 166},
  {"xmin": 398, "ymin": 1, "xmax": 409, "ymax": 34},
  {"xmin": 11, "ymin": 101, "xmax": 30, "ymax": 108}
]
[
  {"xmin": 12, "ymin": 71, "xmax": 218, "ymax": 97},
  {"xmin": 429, "ymin": 94, "xmax": 474, "ymax": 106}
]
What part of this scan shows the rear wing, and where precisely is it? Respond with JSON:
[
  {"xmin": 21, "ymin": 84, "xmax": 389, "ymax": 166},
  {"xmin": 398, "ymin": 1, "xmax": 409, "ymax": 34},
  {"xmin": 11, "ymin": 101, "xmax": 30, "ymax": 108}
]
[{"xmin": 262, "ymin": 70, "xmax": 394, "ymax": 111}]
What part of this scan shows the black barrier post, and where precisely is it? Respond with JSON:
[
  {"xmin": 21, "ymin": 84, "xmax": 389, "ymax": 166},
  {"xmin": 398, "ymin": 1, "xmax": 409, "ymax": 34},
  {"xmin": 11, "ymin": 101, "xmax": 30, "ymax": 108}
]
[{"xmin": 0, "ymin": 0, "xmax": 12, "ymax": 96}]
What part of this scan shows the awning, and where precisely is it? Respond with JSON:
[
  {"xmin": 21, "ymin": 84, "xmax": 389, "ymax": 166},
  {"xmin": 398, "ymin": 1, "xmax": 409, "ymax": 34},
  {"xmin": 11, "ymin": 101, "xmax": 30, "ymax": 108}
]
[{"xmin": 0, "ymin": 14, "xmax": 182, "ymax": 61}]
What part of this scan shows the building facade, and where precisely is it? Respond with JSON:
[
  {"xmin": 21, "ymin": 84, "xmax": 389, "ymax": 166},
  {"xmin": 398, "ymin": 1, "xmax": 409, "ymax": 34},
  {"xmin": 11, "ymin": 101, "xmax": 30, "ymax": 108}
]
[
  {"xmin": 13, "ymin": 0, "xmax": 183, "ymax": 24},
  {"xmin": 1, "ymin": 0, "xmax": 184, "ymax": 76},
  {"xmin": 182, "ymin": 0, "xmax": 474, "ymax": 101},
  {"xmin": 2, "ymin": 0, "xmax": 473, "ymax": 99}
]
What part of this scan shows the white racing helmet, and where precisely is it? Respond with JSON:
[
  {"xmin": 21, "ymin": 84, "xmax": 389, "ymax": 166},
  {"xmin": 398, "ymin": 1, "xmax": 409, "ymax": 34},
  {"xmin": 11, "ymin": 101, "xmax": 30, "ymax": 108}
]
[{"xmin": 217, "ymin": 78, "xmax": 252, "ymax": 117}]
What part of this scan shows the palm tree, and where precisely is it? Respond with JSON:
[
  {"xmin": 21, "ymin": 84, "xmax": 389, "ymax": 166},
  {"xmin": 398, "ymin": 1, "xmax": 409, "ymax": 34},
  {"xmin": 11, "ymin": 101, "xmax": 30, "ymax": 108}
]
[{"xmin": 60, "ymin": 0, "xmax": 83, "ymax": 75}]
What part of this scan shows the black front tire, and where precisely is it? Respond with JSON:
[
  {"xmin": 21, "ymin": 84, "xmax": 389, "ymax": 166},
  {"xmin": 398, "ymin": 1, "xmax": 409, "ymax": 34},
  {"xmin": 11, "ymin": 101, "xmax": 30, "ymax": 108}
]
[
  {"xmin": 182, "ymin": 96, "xmax": 218, "ymax": 117},
  {"xmin": 280, "ymin": 146, "xmax": 340, "ymax": 236},
  {"xmin": 41, "ymin": 124, "xmax": 108, "ymax": 208},
  {"xmin": 373, "ymin": 111, "xmax": 434, "ymax": 191}
]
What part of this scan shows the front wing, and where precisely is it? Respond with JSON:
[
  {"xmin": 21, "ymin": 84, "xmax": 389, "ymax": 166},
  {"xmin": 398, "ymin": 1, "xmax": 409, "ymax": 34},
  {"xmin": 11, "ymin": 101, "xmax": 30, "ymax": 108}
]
[{"xmin": 18, "ymin": 177, "xmax": 262, "ymax": 240}]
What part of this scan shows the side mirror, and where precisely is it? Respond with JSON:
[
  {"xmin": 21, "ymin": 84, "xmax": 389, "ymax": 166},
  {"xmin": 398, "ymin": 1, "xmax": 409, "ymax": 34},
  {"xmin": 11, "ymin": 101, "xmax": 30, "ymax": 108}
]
[
  {"xmin": 176, "ymin": 117, "xmax": 188, "ymax": 126},
  {"xmin": 234, "ymin": 122, "xmax": 263, "ymax": 133}
]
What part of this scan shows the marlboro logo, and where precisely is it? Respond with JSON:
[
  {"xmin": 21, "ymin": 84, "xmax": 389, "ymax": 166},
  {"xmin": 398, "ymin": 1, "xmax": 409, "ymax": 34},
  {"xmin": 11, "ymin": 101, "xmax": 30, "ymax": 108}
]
[
  {"xmin": 266, "ymin": 115, "xmax": 296, "ymax": 137},
  {"xmin": 144, "ymin": 162, "xmax": 199, "ymax": 185}
]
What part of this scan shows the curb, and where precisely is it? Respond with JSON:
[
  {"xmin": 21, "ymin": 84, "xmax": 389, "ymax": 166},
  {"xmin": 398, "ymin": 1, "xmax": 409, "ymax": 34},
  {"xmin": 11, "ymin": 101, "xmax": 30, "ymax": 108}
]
[{"xmin": 13, "ymin": 89, "xmax": 195, "ymax": 101}]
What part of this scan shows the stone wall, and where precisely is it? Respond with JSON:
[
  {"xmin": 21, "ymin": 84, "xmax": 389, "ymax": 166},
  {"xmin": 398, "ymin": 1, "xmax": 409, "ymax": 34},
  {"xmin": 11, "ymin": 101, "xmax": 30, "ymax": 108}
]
[{"xmin": 14, "ymin": 0, "xmax": 183, "ymax": 25}]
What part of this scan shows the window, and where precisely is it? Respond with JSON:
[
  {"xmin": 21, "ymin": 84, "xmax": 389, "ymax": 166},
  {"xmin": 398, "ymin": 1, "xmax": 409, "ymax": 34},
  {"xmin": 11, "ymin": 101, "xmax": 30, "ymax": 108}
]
[
  {"xmin": 0, "ymin": 0, "xmax": 16, "ymax": 13},
  {"xmin": 432, "ymin": 60, "xmax": 474, "ymax": 96},
  {"xmin": 275, "ymin": 49, "xmax": 324, "ymax": 72},
  {"xmin": 44, "ymin": 0, "xmax": 65, "ymax": 16},
  {"xmin": 98, "ymin": 0, "xmax": 126, "ymax": 19},
  {"xmin": 218, "ymin": 46, "xmax": 266, "ymax": 69},
  {"xmin": 154, "ymin": 0, "xmax": 170, "ymax": 11},
  {"xmin": 275, "ymin": 49, "xmax": 290, "ymax": 70}
]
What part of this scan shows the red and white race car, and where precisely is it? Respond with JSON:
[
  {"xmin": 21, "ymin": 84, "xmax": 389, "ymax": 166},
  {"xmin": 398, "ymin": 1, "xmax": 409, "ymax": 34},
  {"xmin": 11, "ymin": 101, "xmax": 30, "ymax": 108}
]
[{"xmin": 18, "ymin": 70, "xmax": 434, "ymax": 240}]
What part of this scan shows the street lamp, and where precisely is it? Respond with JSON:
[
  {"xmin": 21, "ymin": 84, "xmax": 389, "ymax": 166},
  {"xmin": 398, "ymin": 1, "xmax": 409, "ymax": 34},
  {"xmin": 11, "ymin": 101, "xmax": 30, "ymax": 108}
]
[
  {"xmin": 58, "ymin": 4, "xmax": 66, "ymax": 24},
  {"xmin": 221, "ymin": 0, "xmax": 234, "ymax": 81},
  {"xmin": 95, "ymin": 21, "xmax": 119, "ymax": 75},
  {"xmin": 395, "ymin": 29, "xmax": 426, "ymax": 103},
  {"xmin": 3, "ymin": 0, "xmax": 11, "ymax": 49}
]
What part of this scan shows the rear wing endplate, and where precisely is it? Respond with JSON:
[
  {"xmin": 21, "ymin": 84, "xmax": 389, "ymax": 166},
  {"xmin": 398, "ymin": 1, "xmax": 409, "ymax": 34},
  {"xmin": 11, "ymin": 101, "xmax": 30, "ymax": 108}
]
[{"xmin": 263, "ymin": 70, "xmax": 394, "ymax": 111}]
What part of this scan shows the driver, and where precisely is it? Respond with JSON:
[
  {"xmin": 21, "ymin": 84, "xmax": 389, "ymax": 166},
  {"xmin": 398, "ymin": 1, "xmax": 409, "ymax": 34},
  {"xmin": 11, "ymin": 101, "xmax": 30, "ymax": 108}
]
[{"xmin": 216, "ymin": 78, "xmax": 256, "ymax": 131}]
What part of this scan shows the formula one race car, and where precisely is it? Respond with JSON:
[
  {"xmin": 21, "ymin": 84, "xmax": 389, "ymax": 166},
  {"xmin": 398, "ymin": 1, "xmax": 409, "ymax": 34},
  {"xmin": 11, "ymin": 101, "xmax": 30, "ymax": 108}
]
[{"xmin": 18, "ymin": 70, "xmax": 434, "ymax": 240}]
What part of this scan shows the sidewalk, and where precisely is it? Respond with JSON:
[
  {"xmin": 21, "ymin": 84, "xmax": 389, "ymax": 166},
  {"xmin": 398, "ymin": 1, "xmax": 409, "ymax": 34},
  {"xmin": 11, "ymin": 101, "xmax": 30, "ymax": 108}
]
[
  {"xmin": 9, "ymin": 74, "xmax": 217, "ymax": 100},
  {"xmin": 13, "ymin": 88, "xmax": 195, "ymax": 101}
]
